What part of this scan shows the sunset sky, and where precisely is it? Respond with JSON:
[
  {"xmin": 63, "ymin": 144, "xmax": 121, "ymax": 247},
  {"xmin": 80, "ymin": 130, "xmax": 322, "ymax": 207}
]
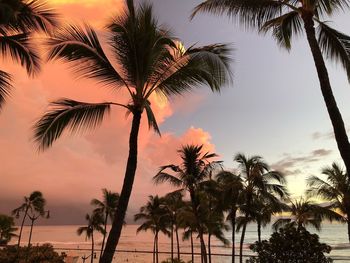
[{"xmin": 0, "ymin": 0, "xmax": 350, "ymax": 224}]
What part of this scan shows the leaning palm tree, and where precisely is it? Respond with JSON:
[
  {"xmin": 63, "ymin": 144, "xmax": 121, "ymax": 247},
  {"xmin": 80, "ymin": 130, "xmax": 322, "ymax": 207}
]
[
  {"xmin": 134, "ymin": 195, "xmax": 170, "ymax": 263},
  {"xmin": 216, "ymin": 170, "xmax": 243, "ymax": 263},
  {"xmin": 77, "ymin": 212, "xmax": 105, "ymax": 263},
  {"xmin": 234, "ymin": 153, "xmax": 288, "ymax": 263},
  {"xmin": 154, "ymin": 144, "xmax": 221, "ymax": 263},
  {"xmin": 0, "ymin": 0, "xmax": 57, "ymax": 110},
  {"xmin": 91, "ymin": 189, "xmax": 120, "ymax": 258},
  {"xmin": 272, "ymin": 198, "xmax": 344, "ymax": 232},
  {"xmin": 307, "ymin": 162, "xmax": 350, "ymax": 241},
  {"xmin": 12, "ymin": 191, "xmax": 46, "ymax": 247},
  {"xmin": 192, "ymin": 0, "xmax": 350, "ymax": 180},
  {"xmin": 33, "ymin": 1, "xmax": 232, "ymax": 261}
]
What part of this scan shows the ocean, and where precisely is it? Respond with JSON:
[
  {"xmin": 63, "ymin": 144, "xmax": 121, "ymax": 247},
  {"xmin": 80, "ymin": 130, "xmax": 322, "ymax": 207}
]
[{"xmin": 10, "ymin": 223, "xmax": 350, "ymax": 262}]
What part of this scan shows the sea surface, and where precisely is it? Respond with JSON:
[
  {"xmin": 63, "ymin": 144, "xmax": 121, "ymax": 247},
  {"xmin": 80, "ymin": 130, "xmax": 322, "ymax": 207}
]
[{"xmin": 10, "ymin": 223, "xmax": 350, "ymax": 263}]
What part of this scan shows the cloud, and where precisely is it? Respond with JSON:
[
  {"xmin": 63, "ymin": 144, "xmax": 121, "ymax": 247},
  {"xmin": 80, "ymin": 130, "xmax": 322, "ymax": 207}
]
[{"xmin": 271, "ymin": 148, "xmax": 332, "ymax": 176}]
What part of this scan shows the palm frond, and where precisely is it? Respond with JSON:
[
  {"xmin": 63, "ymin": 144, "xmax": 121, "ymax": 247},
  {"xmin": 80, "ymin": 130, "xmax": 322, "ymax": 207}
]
[
  {"xmin": 317, "ymin": 21, "xmax": 350, "ymax": 82},
  {"xmin": 0, "ymin": 70, "xmax": 12, "ymax": 110},
  {"xmin": 47, "ymin": 24, "xmax": 125, "ymax": 87},
  {"xmin": 260, "ymin": 11, "xmax": 303, "ymax": 50},
  {"xmin": 153, "ymin": 172, "xmax": 183, "ymax": 187},
  {"xmin": 33, "ymin": 99, "xmax": 111, "ymax": 150},
  {"xmin": 0, "ymin": 32, "xmax": 40, "ymax": 75},
  {"xmin": 144, "ymin": 100, "xmax": 160, "ymax": 135}
]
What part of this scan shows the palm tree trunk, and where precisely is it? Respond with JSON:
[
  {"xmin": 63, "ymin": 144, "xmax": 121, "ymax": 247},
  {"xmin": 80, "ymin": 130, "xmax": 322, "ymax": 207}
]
[
  {"xmin": 231, "ymin": 209, "xmax": 237, "ymax": 263},
  {"xmin": 100, "ymin": 111, "xmax": 142, "ymax": 263},
  {"xmin": 153, "ymin": 234, "xmax": 156, "ymax": 263},
  {"xmin": 189, "ymin": 190, "xmax": 208, "ymax": 263},
  {"xmin": 156, "ymin": 231, "xmax": 159, "ymax": 263},
  {"xmin": 100, "ymin": 212, "xmax": 109, "ymax": 259},
  {"xmin": 190, "ymin": 231, "xmax": 194, "ymax": 263},
  {"xmin": 347, "ymin": 219, "xmax": 350, "ymax": 243},
  {"xmin": 171, "ymin": 222, "xmax": 174, "ymax": 262},
  {"xmin": 17, "ymin": 207, "xmax": 29, "ymax": 247},
  {"xmin": 239, "ymin": 222, "xmax": 247, "ymax": 263},
  {"xmin": 208, "ymin": 234, "xmax": 211, "ymax": 263},
  {"xmin": 175, "ymin": 225, "xmax": 180, "ymax": 260},
  {"xmin": 28, "ymin": 218, "xmax": 35, "ymax": 247},
  {"xmin": 302, "ymin": 12, "xmax": 350, "ymax": 177},
  {"xmin": 91, "ymin": 232, "xmax": 95, "ymax": 263},
  {"xmin": 257, "ymin": 220, "xmax": 261, "ymax": 243}
]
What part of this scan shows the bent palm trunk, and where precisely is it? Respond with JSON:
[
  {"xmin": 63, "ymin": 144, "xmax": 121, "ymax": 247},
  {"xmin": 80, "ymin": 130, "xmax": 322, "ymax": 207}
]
[
  {"xmin": 175, "ymin": 225, "xmax": 180, "ymax": 260},
  {"xmin": 17, "ymin": 207, "xmax": 29, "ymax": 247},
  {"xmin": 28, "ymin": 218, "xmax": 35, "ymax": 247},
  {"xmin": 100, "ymin": 111, "xmax": 142, "ymax": 263},
  {"xmin": 100, "ymin": 212, "xmax": 109, "ymax": 258},
  {"xmin": 257, "ymin": 220, "xmax": 261, "ymax": 243},
  {"xmin": 302, "ymin": 13, "xmax": 350, "ymax": 178},
  {"xmin": 239, "ymin": 221, "xmax": 247, "ymax": 263}
]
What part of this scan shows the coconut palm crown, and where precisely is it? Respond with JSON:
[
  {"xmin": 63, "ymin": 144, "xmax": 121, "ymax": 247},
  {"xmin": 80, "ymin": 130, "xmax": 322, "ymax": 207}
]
[
  {"xmin": 0, "ymin": 0, "xmax": 58, "ymax": 110},
  {"xmin": 33, "ymin": 1, "xmax": 232, "ymax": 262}
]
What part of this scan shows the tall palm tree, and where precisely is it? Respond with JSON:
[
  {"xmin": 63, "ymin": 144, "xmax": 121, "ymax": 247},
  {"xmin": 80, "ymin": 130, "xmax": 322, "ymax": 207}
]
[
  {"xmin": 272, "ymin": 198, "xmax": 344, "ymax": 231},
  {"xmin": 0, "ymin": 0, "xmax": 57, "ymax": 110},
  {"xmin": 12, "ymin": 191, "xmax": 46, "ymax": 247},
  {"xmin": 307, "ymin": 163, "xmax": 350, "ymax": 241},
  {"xmin": 192, "ymin": 0, "xmax": 350, "ymax": 180},
  {"xmin": 233, "ymin": 153, "xmax": 288, "ymax": 263},
  {"xmin": 91, "ymin": 189, "xmax": 120, "ymax": 258},
  {"xmin": 216, "ymin": 170, "xmax": 243, "ymax": 263},
  {"xmin": 33, "ymin": 1, "xmax": 232, "ymax": 261},
  {"xmin": 154, "ymin": 144, "xmax": 221, "ymax": 263},
  {"xmin": 134, "ymin": 195, "xmax": 170, "ymax": 263},
  {"xmin": 77, "ymin": 212, "xmax": 105, "ymax": 263}
]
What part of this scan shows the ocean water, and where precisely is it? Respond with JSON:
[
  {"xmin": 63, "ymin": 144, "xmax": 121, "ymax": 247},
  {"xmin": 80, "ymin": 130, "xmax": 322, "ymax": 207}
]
[{"xmin": 10, "ymin": 223, "xmax": 350, "ymax": 263}]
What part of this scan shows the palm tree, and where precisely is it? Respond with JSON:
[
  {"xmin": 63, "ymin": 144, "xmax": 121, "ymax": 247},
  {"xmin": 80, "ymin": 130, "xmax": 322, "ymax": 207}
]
[
  {"xmin": 27, "ymin": 208, "xmax": 49, "ymax": 247},
  {"xmin": 0, "ymin": 0, "xmax": 57, "ymax": 110},
  {"xmin": 134, "ymin": 195, "xmax": 170, "ymax": 263},
  {"xmin": 77, "ymin": 212, "xmax": 105, "ymax": 263},
  {"xmin": 91, "ymin": 189, "xmax": 120, "ymax": 258},
  {"xmin": 162, "ymin": 190, "xmax": 185, "ymax": 262},
  {"xmin": 154, "ymin": 144, "xmax": 221, "ymax": 263},
  {"xmin": 233, "ymin": 154, "xmax": 288, "ymax": 263},
  {"xmin": 12, "ymin": 191, "xmax": 46, "ymax": 247},
  {"xmin": 192, "ymin": 0, "xmax": 350, "ymax": 180},
  {"xmin": 216, "ymin": 170, "xmax": 243, "ymax": 263},
  {"xmin": 0, "ymin": 214, "xmax": 17, "ymax": 245},
  {"xmin": 307, "ymin": 163, "xmax": 350, "ymax": 242},
  {"xmin": 33, "ymin": 1, "xmax": 232, "ymax": 261},
  {"xmin": 272, "ymin": 198, "xmax": 344, "ymax": 231}
]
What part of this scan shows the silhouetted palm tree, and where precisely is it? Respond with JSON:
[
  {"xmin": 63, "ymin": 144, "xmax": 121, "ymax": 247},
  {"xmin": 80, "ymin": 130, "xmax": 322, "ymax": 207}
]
[
  {"xmin": 0, "ymin": 214, "xmax": 17, "ymax": 245},
  {"xmin": 134, "ymin": 195, "xmax": 170, "ymax": 263},
  {"xmin": 0, "ymin": 0, "xmax": 57, "ymax": 110},
  {"xmin": 91, "ymin": 189, "xmax": 120, "ymax": 258},
  {"xmin": 12, "ymin": 191, "xmax": 46, "ymax": 247},
  {"xmin": 33, "ymin": 1, "xmax": 232, "ymax": 261},
  {"xmin": 154, "ymin": 144, "xmax": 221, "ymax": 263},
  {"xmin": 216, "ymin": 170, "xmax": 243, "ymax": 263},
  {"xmin": 77, "ymin": 212, "xmax": 105, "ymax": 263},
  {"xmin": 233, "ymin": 154, "xmax": 288, "ymax": 263},
  {"xmin": 272, "ymin": 198, "xmax": 344, "ymax": 231},
  {"xmin": 163, "ymin": 190, "xmax": 185, "ymax": 262},
  {"xmin": 307, "ymin": 163, "xmax": 350, "ymax": 242},
  {"xmin": 192, "ymin": 0, "xmax": 350, "ymax": 179}
]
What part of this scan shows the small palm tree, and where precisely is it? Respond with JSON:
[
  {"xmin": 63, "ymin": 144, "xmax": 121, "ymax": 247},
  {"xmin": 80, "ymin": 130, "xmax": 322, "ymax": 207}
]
[
  {"xmin": 216, "ymin": 170, "xmax": 243, "ymax": 263},
  {"xmin": 162, "ymin": 191, "xmax": 185, "ymax": 262},
  {"xmin": 134, "ymin": 195, "xmax": 170, "ymax": 263},
  {"xmin": 234, "ymin": 153, "xmax": 288, "ymax": 263},
  {"xmin": 12, "ymin": 191, "xmax": 46, "ymax": 246},
  {"xmin": 192, "ymin": 0, "xmax": 350, "ymax": 179},
  {"xmin": 91, "ymin": 189, "xmax": 120, "ymax": 258},
  {"xmin": 0, "ymin": 0, "xmax": 57, "ymax": 110},
  {"xmin": 77, "ymin": 212, "xmax": 105, "ymax": 263},
  {"xmin": 307, "ymin": 163, "xmax": 350, "ymax": 242},
  {"xmin": 33, "ymin": 1, "xmax": 232, "ymax": 261},
  {"xmin": 272, "ymin": 198, "xmax": 344, "ymax": 231},
  {"xmin": 154, "ymin": 144, "xmax": 221, "ymax": 263},
  {"xmin": 0, "ymin": 214, "xmax": 17, "ymax": 245}
]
